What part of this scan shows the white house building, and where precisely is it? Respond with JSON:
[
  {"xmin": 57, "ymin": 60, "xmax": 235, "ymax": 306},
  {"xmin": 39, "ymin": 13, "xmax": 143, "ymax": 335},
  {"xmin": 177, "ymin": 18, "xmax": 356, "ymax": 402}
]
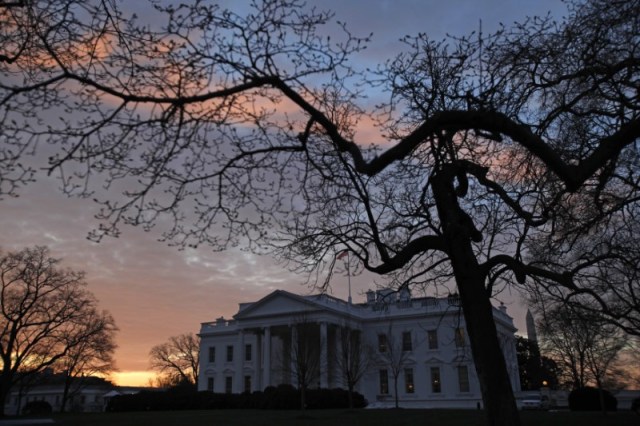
[{"xmin": 198, "ymin": 288, "xmax": 521, "ymax": 408}]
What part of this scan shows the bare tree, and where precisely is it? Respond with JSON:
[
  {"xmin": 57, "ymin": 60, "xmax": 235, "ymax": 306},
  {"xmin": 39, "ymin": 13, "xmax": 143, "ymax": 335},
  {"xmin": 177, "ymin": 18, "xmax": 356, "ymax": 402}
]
[
  {"xmin": 374, "ymin": 324, "xmax": 414, "ymax": 409},
  {"xmin": 537, "ymin": 304, "xmax": 626, "ymax": 391},
  {"xmin": 334, "ymin": 324, "xmax": 372, "ymax": 408},
  {"xmin": 0, "ymin": 246, "xmax": 115, "ymax": 417},
  {"xmin": 1, "ymin": 1, "xmax": 639, "ymax": 424},
  {"xmin": 149, "ymin": 333, "xmax": 200, "ymax": 387},
  {"xmin": 289, "ymin": 317, "xmax": 322, "ymax": 410},
  {"xmin": 56, "ymin": 309, "xmax": 117, "ymax": 412}
]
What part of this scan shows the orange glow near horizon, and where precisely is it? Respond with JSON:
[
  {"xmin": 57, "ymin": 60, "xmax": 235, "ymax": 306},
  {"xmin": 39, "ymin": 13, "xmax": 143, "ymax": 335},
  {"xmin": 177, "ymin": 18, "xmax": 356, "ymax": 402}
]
[{"xmin": 112, "ymin": 371, "xmax": 156, "ymax": 387}]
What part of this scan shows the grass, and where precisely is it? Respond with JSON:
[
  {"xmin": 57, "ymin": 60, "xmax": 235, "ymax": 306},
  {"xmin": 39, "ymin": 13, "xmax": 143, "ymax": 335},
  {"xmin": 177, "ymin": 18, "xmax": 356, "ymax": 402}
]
[{"xmin": 41, "ymin": 409, "xmax": 639, "ymax": 426}]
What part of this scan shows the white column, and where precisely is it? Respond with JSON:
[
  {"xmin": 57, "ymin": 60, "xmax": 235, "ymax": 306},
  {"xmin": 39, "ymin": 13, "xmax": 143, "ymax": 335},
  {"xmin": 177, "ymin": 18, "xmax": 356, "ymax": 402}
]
[
  {"xmin": 263, "ymin": 326, "xmax": 271, "ymax": 389},
  {"xmin": 291, "ymin": 325, "xmax": 298, "ymax": 386},
  {"xmin": 235, "ymin": 330, "xmax": 245, "ymax": 393},
  {"xmin": 332, "ymin": 325, "xmax": 340, "ymax": 388},
  {"xmin": 255, "ymin": 332, "xmax": 262, "ymax": 391},
  {"xmin": 320, "ymin": 322, "xmax": 328, "ymax": 388}
]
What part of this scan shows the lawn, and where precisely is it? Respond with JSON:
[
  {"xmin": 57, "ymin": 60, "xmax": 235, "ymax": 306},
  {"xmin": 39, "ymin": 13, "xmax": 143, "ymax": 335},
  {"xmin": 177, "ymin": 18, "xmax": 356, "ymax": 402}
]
[{"xmin": 45, "ymin": 409, "xmax": 639, "ymax": 426}]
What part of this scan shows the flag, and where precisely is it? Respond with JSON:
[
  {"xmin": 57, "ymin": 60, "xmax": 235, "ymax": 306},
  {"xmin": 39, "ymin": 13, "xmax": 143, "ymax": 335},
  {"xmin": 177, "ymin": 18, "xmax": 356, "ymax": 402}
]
[{"xmin": 336, "ymin": 250, "xmax": 349, "ymax": 260}]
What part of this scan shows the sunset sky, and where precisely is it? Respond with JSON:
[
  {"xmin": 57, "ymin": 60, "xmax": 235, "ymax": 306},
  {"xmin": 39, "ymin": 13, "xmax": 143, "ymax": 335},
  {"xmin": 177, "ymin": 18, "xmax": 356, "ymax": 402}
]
[{"xmin": 0, "ymin": 0, "xmax": 568, "ymax": 387}]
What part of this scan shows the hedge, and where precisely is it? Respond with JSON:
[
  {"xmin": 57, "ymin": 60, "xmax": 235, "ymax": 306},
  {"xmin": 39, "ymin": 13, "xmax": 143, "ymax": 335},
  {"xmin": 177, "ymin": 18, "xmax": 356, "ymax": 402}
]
[{"xmin": 106, "ymin": 385, "xmax": 366, "ymax": 412}]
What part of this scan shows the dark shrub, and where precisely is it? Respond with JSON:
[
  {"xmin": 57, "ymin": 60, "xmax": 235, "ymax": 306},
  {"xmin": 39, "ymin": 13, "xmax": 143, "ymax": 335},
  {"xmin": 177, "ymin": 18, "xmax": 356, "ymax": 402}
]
[
  {"xmin": 569, "ymin": 387, "xmax": 617, "ymax": 411},
  {"xmin": 305, "ymin": 388, "xmax": 367, "ymax": 409},
  {"xmin": 106, "ymin": 385, "xmax": 367, "ymax": 411},
  {"xmin": 631, "ymin": 397, "xmax": 640, "ymax": 415},
  {"xmin": 261, "ymin": 384, "xmax": 299, "ymax": 410},
  {"xmin": 22, "ymin": 400, "xmax": 52, "ymax": 415}
]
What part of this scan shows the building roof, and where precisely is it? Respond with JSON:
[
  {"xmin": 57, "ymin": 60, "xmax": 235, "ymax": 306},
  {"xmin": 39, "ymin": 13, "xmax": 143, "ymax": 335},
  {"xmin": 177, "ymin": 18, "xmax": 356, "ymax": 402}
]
[{"xmin": 200, "ymin": 288, "xmax": 516, "ymax": 335}]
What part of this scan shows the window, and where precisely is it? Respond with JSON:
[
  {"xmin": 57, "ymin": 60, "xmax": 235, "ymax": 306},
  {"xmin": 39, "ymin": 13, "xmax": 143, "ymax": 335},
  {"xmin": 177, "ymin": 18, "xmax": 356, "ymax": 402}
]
[
  {"xmin": 379, "ymin": 369, "xmax": 389, "ymax": 394},
  {"xmin": 428, "ymin": 330, "xmax": 438, "ymax": 349},
  {"xmin": 245, "ymin": 344, "xmax": 252, "ymax": 361},
  {"xmin": 226, "ymin": 345, "xmax": 234, "ymax": 362},
  {"xmin": 402, "ymin": 331, "xmax": 412, "ymax": 352},
  {"xmin": 404, "ymin": 368, "xmax": 415, "ymax": 393},
  {"xmin": 454, "ymin": 328, "xmax": 465, "ymax": 347},
  {"xmin": 225, "ymin": 376, "xmax": 233, "ymax": 394},
  {"xmin": 207, "ymin": 377, "xmax": 214, "ymax": 392},
  {"xmin": 244, "ymin": 375, "xmax": 252, "ymax": 393},
  {"xmin": 430, "ymin": 367, "xmax": 441, "ymax": 393},
  {"xmin": 458, "ymin": 365, "xmax": 470, "ymax": 392},
  {"xmin": 378, "ymin": 334, "xmax": 388, "ymax": 353},
  {"xmin": 208, "ymin": 346, "xmax": 216, "ymax": 363}
]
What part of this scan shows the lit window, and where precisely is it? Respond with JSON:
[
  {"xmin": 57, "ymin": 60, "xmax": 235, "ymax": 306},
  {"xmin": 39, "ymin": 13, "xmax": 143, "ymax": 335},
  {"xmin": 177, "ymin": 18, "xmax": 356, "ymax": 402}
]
[
  {"xmin": 402, "ymin": 331, "xmax": 412, "ymax": 352},
  {"xmin": 431, "ymin": 367, "xmax": 441, "ymax": 393},
  {"xmin": 404, "ymin": 368, "xmax": 415, "ymax": 393},
  {"xmin": 378, "ymin": 334, "xmax": 388, "ymax": 353},
  {"xmin": 379, "ymin": 369, "xmax": 389, "ymax": 394}
]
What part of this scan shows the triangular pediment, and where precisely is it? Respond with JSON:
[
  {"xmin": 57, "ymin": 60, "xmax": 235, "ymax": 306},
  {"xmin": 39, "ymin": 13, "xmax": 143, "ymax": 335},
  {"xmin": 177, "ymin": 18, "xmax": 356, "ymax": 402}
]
[
  {"xmin": 451, "ymin": 354, "xmax": 470, "ymax": 364},
  {"xmin": 233, "ymin": 290, "xmax": 320, "ymax": 320},
  {"xmin": 424, "ymin": 356, "xmax": 445, "ymax": 364}
]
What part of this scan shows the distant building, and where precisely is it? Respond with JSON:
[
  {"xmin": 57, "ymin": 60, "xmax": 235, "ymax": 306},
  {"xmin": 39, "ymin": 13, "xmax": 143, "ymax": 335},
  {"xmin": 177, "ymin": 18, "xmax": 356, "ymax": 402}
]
[
  {"xmin": 4, "ymin": 381, "xmax": 112, "ymax": 415},
  {"xmin": 198, "ymin": 289, "xmax": 520, "ymax": 408},
  {"xmin": 2, "ymin": 372, "xmax": 142, "ymax": 415}
]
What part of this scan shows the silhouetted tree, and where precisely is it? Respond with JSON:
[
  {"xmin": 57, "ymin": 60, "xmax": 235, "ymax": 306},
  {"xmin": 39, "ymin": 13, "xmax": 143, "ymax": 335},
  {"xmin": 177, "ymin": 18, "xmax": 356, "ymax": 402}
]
[
  {"xmin": 0, "ymin": 246, "xmax": 116, "ymax": 417},
  {"xmin": 374, "ymin": 324, "xmax": 414, "ymax": 409},
  {"xmin": 334, "ymin": 324, "xmax": 372, "ymax": 408},
  {"xmin": 56, "ymin": 308, "xmax": 117, "ymax": 412},
  {"xmin": 289, "ymin": 316, "xmax": 322, "ymax": 410},
  {"xmin": 516, "ymin": 336, "xmax": 559, "ymax": 390},
  {"xmin": 537, "ymin": 304, "xmax": 626, "ymax": 391},
  {"xmin": 149, "ymin": 333, "xmax": 199, "ymax": 387},
  {"xmin": 1, "ymin": 1, "xmax": 639, "ymax": 425}
]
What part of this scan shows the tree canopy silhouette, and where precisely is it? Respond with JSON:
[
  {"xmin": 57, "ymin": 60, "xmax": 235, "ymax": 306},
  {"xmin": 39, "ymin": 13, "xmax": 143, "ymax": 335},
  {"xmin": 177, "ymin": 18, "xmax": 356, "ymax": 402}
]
[{"xmin": 0, "ymin": 246, "xmax": 117, "ymax": 416}]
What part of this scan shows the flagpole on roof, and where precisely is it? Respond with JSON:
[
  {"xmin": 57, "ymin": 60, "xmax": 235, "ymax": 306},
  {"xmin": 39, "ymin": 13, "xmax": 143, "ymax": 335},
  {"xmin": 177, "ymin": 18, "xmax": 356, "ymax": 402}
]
[
  {"xmin": 347, "ymin": 251, "xmax": 352, "ymax": 306},
  {"xmin": 336, "ymin": 250, "xmax": 352, "ymax": 307}
]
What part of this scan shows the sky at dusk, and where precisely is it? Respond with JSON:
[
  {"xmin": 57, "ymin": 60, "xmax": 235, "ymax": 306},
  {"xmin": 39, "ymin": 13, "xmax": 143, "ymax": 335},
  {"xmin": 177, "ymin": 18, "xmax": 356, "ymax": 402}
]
[{"xmin": 0, "ymin": 0, "xmax": 568, "ymax": 386}]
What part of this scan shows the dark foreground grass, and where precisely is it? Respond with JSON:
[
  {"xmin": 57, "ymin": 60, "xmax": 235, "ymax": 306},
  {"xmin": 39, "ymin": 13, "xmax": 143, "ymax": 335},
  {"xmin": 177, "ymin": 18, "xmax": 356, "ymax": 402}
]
[{"xmin": 45, "ymin": 409, "xmax": 639, "ymax": 426}]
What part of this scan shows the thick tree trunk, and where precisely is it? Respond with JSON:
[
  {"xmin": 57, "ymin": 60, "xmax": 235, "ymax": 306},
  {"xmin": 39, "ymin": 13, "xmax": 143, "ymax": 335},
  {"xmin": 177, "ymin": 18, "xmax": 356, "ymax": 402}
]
[
  {"xmin": 60, "ymin": 376, "xmax": 72, "ymax": 413},
  {"xmin": 300, "ymin": 385, "xmax": 306, "ymax": 410},
  {"xmin": 433, "ymin": 169, "xmax": 521, "ymax": 426},
  {"xmin": 393, "ymin": 376, "xmax": 399, "ymax": 408},
  {"xmin": 0, "ymin": 385, "xmax": 8, "ymax": 417},
  {"xmin": 0, "ymin": 367, "xmax": 12, "ymax": 417}
]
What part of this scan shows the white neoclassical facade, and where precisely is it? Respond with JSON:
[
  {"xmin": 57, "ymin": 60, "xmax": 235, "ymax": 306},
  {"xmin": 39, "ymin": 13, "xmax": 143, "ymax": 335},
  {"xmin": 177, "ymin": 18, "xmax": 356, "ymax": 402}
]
[{"xmin": 198, "ymin": 288, "xmax": 520, "ymax": 408}]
